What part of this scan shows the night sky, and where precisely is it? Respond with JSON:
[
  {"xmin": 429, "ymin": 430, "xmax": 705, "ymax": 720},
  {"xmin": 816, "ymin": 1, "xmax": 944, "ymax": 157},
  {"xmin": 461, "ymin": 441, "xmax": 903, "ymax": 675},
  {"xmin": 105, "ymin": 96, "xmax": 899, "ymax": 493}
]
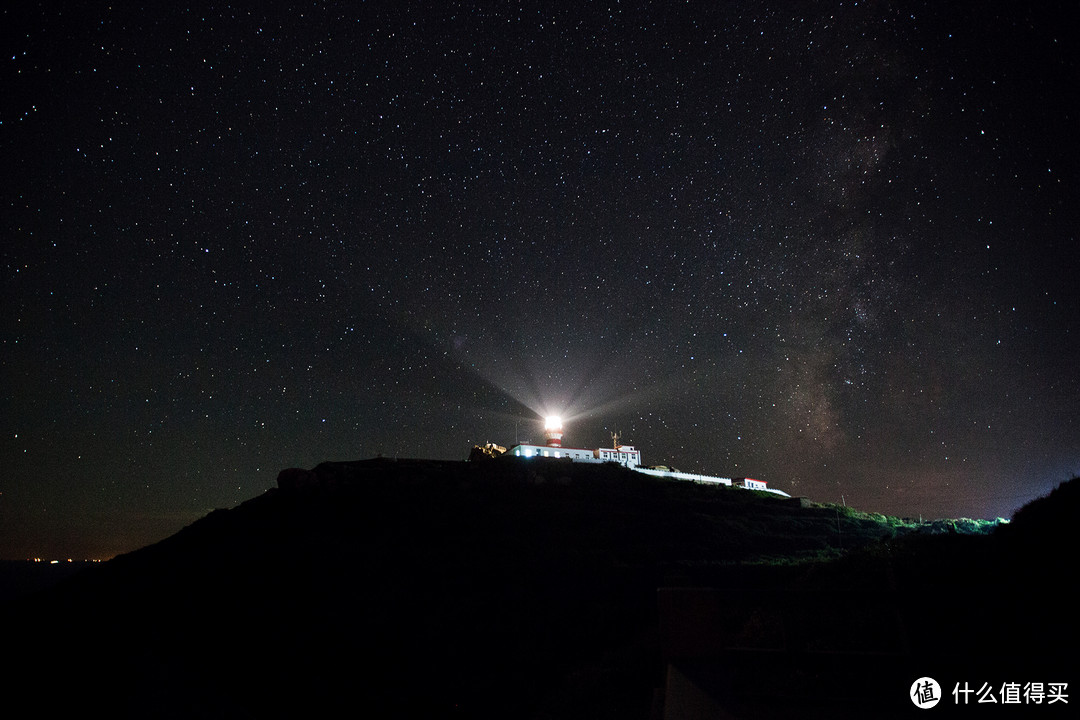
[{"xmin": 3, "ymin": 1, "xmax": 1078, "ymax": 559}]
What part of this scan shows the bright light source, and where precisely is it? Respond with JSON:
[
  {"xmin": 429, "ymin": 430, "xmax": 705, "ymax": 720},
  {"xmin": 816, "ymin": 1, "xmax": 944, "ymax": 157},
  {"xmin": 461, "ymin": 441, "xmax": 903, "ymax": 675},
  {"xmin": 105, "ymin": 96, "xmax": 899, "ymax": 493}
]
[{"xmin": 544, "ymin": 415, "xmax": 563, "ymax": 431}]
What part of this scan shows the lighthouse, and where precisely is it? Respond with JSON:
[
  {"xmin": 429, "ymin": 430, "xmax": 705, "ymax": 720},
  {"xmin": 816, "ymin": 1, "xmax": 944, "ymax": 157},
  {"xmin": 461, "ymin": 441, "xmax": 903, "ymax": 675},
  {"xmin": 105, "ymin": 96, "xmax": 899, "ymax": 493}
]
[
  {"xmin": 544, "ymin": 416, "xmax": 563, "ymax": 448},
  {"xmin": 488, "ymin": 418, "xmax": 787, "ymax": 496},
  {"xmin": 502, "ymin": 416, "xmax": 643, "ymax": 468}
]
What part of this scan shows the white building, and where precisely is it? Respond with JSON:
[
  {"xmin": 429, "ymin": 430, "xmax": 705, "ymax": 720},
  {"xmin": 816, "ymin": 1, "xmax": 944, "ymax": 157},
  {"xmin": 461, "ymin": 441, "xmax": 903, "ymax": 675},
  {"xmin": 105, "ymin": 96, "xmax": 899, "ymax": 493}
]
[
  {"xmin": 506, "ymin": 442, "xmax": 642, "ymax": 469},
  {"xmin": 499, "ymin": 417, "xmax": 787, "ymax": 496},
  {"xmin": 504, "ymin": 417, "xmax": 642, "ymax": 468}
]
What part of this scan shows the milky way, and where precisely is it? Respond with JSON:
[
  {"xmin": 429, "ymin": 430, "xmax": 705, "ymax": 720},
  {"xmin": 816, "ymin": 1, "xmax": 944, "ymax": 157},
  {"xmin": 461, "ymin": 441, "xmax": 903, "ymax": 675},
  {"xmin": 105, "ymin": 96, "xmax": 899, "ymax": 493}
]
[{"xmin": 2, "ymin": 1, "xmax": 1077, "ymax": 557}]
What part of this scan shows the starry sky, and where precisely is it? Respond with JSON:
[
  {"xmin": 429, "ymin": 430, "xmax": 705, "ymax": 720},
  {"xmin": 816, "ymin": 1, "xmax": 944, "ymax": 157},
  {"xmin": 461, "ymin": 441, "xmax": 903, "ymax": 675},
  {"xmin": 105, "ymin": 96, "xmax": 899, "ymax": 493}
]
[{"xmin": 3, "ymin": 1, "xmax": 1078, "ymax": 559}]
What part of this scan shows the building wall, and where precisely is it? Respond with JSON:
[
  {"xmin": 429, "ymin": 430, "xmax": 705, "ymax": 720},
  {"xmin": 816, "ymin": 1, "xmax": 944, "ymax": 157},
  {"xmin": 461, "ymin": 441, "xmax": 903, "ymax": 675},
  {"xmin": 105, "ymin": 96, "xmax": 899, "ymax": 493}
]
[
  {"xmin": 635, "ymin": 468, "xmax": 733, "ymax": 487},
  {"xmin": 509, "ymin": 444, "xmax": 597, "ymax": 462},
  {"xmin": 507, "ymin": 444, "xmax": 640, "ymax": 468},
  {"xmin": 596, "ymin": 447, "xmax": 641, "ymax": 468}
]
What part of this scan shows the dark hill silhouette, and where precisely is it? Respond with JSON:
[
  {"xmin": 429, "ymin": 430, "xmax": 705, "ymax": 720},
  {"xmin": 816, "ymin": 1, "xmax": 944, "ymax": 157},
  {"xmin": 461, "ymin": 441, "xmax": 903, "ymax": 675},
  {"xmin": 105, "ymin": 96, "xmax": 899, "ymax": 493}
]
[{"xmin": 6, "ymin": 459, "xmax": 1075, "ymax": 718}]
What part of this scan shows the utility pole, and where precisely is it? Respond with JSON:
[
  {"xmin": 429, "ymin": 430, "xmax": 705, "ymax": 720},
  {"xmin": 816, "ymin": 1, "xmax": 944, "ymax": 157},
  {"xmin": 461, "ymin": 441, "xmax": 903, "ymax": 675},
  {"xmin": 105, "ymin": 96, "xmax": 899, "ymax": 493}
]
[{"xmin": 836, "ymin": 507, "xmax": 843, "ymax": 550}]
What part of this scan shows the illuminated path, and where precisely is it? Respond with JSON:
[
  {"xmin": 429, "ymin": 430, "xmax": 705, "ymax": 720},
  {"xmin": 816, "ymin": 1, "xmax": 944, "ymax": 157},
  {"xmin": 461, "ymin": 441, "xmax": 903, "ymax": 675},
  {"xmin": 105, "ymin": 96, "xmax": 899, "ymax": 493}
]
[{"xmin": 633, "ymin": 468, "xmax": 791, "ymax": 498}]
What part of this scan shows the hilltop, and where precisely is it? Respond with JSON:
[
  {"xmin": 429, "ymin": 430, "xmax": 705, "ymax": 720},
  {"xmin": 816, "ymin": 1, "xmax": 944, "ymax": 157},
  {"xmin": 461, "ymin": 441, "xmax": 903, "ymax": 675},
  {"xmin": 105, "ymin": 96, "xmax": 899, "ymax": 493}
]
[{"xmin": 7, "ymin": 458, "xmax": 1075, "ymax": 718}]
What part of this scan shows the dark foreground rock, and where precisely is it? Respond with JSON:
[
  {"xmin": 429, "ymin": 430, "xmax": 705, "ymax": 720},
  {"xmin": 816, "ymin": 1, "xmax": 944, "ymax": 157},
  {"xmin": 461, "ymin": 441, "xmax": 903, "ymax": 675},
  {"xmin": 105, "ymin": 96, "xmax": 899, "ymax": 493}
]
[{"xmin": 7, "ymin": 459, "xmax": 1075, "ymax": 718}]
